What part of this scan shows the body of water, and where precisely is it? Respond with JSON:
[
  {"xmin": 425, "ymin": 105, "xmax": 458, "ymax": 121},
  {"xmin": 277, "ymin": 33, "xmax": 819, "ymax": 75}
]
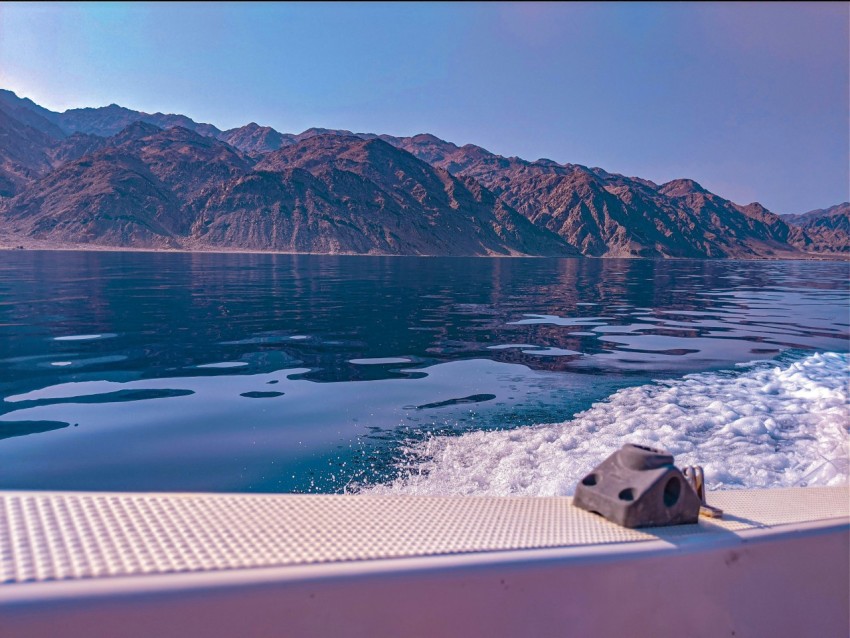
[{"xmin": 0, "ymin": 251, "xmax": 847, "ymax": 494}]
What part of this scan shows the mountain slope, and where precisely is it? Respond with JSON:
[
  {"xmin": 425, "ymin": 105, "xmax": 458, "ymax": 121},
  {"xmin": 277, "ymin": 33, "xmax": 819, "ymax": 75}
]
[
  {"xmin": 2, "ymin": 123, "xmax": 573, "ymax": 256},
  {"xmin": 0, "ymin": 107, "xmax": 57, "ymax": 197},
  {"xmin": 119, "ymin": 126, "xmax": 252, "ymax": 208},
  {"xmin": 253, "ymin": 135, "xmax": 574, "ymax": 256},
  {"xmin": 0, "ymin": 89, "xmax": 67, "ymax": 139},
  {"xmin": 784, "ymin": 203, "xmax": 850, "ymax": 254},
  {"xmin": 2, "ymin": 151, "xmax": 180, "ymax": 247},
  {"xmin": 383, "ymin": 135, "xmax": 805, "ymax": 258},
  {"xmin": 47, "ymin": 132, "xmax": 109, "ymax": 166},
  {"xmin": 53, "ymin": 104, "xmax": 223, "ymax": 138},
  {"xmin": 2, "ymin": 123, "xmax": 252, "ymax": 244},
  {"xmin": 219, "ymin": 123, "xmax": 297, "ymax": 154},
  {"xmin": 189, "ymin": 167, "xmax": 430, "ymax": 254},
  {"xmin": 784, "ymin": 202, "xmax": 850, "ymax": 227}
]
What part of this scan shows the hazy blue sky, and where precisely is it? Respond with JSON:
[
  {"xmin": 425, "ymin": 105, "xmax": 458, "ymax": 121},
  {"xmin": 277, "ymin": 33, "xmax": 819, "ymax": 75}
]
[{"xmin": 0, "ymin": 2, "xmax": 846, "ymax": 213}]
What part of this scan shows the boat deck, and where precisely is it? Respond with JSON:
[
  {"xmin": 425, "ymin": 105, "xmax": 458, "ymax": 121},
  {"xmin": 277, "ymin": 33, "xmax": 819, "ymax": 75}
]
[
  {"xmin": 1, "ymin": 486, "xmax": 848, "ymax": 637},
  {"xmin": 2, "ymin": 486, "xmax": 846, "ymax": 584}
]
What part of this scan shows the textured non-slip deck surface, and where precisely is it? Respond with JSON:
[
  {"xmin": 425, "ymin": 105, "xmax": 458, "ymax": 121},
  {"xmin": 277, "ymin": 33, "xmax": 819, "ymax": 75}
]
[{"xmin": 1, "ymin": 487, "xmax": 847, "ymax": 585}]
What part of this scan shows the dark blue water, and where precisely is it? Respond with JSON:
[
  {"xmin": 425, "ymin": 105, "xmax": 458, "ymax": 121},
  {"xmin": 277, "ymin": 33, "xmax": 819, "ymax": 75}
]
[{"xmin": 0, "ymin": 251, "xmax": 847, "ymax": 492}]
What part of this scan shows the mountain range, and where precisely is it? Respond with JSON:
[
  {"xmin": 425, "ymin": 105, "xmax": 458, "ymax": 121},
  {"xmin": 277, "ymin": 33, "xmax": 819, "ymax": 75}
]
[{"xmin": 0, "ymin": 89, "xmax": 846, "ymax": 258}]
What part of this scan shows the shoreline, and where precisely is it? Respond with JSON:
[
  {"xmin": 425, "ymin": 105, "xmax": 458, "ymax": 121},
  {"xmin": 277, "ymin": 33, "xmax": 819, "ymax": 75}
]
[{"xmin": 0, "ymin": 239, "xmax": 846, "ymax": 262}]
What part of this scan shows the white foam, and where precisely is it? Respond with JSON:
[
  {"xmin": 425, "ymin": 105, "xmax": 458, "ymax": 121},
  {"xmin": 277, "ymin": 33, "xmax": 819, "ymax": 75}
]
[{"xmin": 369, "ymin": 352, "xmax": 849, "ymax": 496}]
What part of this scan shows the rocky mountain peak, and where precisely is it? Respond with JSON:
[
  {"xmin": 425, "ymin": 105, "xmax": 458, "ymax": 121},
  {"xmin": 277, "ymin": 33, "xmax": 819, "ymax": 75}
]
[
  {"xmin": 658, "ymin": 178, "xmax": 708, "ymax": 197},
  {"xmin": 409, "ymin": 133, "xmax": 448, "ymax": 144}
]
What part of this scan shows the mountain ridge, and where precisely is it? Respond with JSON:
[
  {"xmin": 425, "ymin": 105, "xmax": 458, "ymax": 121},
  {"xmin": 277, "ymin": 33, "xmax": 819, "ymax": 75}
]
[{"xmin": 0, "ymin": 89, "xmax": 846, "ymax": 258}]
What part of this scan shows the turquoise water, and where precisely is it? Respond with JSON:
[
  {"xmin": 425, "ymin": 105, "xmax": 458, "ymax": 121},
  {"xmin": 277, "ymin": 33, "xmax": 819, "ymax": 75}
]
[{"xmin": 0, "ymin": 251, "xmax": 847, "ymax": 493}]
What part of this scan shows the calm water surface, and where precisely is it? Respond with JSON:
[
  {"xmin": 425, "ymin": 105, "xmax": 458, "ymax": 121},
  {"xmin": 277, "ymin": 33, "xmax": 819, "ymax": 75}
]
[{"xmin": 0, "ymin": 251, "xmax": 847, "ymax": 492}]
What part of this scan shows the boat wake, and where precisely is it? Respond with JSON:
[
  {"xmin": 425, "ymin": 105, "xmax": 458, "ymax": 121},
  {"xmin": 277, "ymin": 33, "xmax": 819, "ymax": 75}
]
[{"xmin": 367, "ymin": 352, "xmax": 849, "ymax": 495}]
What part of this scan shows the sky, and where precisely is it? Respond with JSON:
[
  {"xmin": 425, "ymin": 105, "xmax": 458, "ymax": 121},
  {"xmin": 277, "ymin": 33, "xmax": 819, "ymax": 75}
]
[{"xmin": 0, "ymin": 2, "xmax": 847, "ymax": 214}]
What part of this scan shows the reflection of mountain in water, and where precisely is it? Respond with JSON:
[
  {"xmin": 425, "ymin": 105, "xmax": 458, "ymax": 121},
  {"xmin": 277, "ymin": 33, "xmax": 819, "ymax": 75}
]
[
  {"xmin": 1, "ymin": 253, "xmax": 847, "ymax": 396},
  {"xmin": 416, "ymin": 394, "xmax": 497, "ymax": 410},
  {"xmin": 0, "ymin": 420, "xmax": 69, "ymax": 440}
]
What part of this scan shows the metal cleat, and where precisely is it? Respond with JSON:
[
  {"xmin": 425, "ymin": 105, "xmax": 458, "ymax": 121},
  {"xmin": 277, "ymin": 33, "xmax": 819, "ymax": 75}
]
[
  {"xmin": 573, "ymin": 444, "xmax": 702, "ymax": 528},
  {"xmin": 683, "ymin": 465, "xmax": 724, "ymax": 519}
]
